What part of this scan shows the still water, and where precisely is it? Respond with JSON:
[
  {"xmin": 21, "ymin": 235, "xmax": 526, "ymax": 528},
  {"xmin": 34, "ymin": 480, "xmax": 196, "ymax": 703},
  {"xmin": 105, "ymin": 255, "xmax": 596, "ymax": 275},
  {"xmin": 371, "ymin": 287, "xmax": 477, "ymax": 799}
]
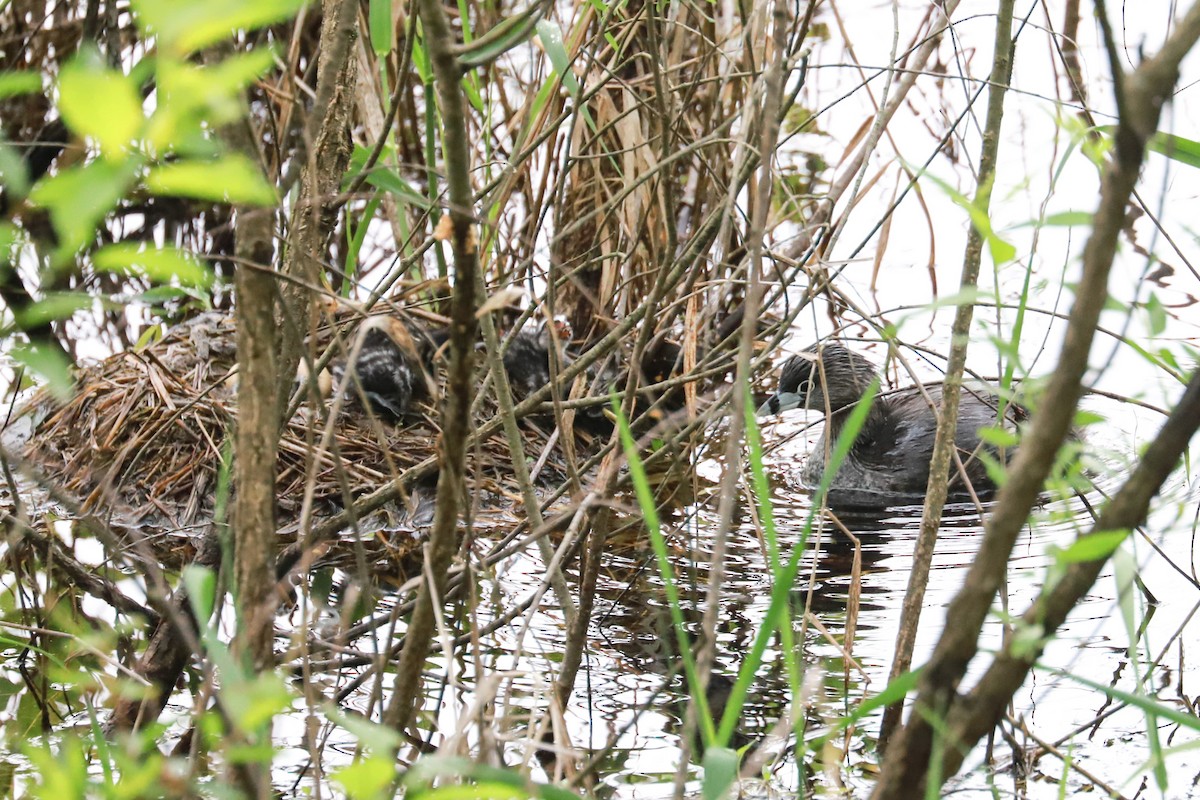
[{"xmin": 277, "ymin": 373, "xmax": 1198, "ymax": 799}]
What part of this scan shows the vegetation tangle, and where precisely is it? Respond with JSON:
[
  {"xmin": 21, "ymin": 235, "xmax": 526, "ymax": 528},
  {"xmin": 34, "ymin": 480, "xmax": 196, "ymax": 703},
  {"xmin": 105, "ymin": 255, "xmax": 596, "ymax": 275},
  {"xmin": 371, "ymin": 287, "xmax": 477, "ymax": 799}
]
[{"xmin": 1, "ymin": 0, "xmax": 1199, "ymax": 798}]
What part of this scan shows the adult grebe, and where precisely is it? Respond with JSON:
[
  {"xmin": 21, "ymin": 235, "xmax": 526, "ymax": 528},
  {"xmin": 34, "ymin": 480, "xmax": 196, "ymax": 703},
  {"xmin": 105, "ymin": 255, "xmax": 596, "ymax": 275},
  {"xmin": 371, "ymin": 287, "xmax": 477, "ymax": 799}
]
[{"xmin": 760, "ymin": 342, "xmax": 1024, "ymax": 499}]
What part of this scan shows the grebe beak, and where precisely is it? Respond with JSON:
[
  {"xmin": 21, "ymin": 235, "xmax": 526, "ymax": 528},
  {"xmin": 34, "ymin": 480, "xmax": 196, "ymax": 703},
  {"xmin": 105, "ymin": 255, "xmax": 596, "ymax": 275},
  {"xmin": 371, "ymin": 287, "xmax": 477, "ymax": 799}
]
[{"xmin": 757, "ymin": 391, "xmax": 803, "ymax": 417}]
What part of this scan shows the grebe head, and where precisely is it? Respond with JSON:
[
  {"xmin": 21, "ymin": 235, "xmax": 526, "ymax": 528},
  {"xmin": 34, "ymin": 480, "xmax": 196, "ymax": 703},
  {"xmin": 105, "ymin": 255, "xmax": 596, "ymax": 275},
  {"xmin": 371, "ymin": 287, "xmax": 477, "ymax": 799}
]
[{"xmin": 759, "ymin": 343, "xmax": 878, "ymax": 416}]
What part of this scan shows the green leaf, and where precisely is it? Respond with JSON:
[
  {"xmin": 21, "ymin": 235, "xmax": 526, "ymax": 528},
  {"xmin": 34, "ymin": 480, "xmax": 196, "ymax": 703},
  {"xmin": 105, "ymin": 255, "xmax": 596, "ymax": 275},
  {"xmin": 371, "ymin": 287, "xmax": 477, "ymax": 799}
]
[
  {"xmin": 348, "ymin": 144, "xmax": 430, "ymax": 206},
  {"xmin": 1073, "ymin": 409, "xmax": 1106, "ymax": 427},
  {"xmin": 0, "ymin": 71, "xmax": 42, "ymax": 99},
  {"xmin": 535, "ymin": 20, "xmax": 580, "ymax": 97},
  {"xmin": 58, "ymin": 52, "xmax": 144, "ymax": 157},
  {"xmin": 1053, "ymin": 529, "xmax": 1128, "ymax": 563},
  {"xmin": 976, "ymin": 425, "xmax": 1019, "ymax": 448},
  {"xmin": 132, "ymin": 0, "xmax": 310, "ymax": 54},
  {"xmin": 457, "ymin": 5, "xmax": 545, "ymax": 69},
  {"xmin": 28, "ymin": 158, "xmax": 141, "ymax": 259},
  {"xmin": 24, "ymin": 737, "xmax": 88, "ymax": 797},
  {"xmin": 1038, "ymin": 211, "xmax": 1093, "ymax": 227},
  {"xmin": 10, "ymin": 341, "xmax": 75, "ymax": 402},
  {"xmin": 917, "ymin": 169, "xmax": 1017, "ymax": 265},
  {"xmin": 206, "ymin": 47, "xmax": 280, "ymax": 94},
  {"xmin": 701, "ymin": 747, "xmax": 739, "ymax": 800},
  {"xmin": 365, "ymin": 168, "xmax": 429, "ymax": 206},
  {"xmin": 369, "ymin": 0, "xmax": 394, "ymax": 56},
  {"xmin": 0, "ymin": 143, "xmax": 31, "ymax": 199},
  {"xmin": 147, "ymin": 53, "xmax": 272, "ymax": 152},
  {"xmin": 1148, "ymin": 131, "xmax": 1200, "ymax": 170},
  {"xmin": 324, "ymin": 704, "xmax": 403, "ymax": 753},
  {"xmin": 93, "ymin": 243, "xmax": 215, "ymax": 288},
  {"xmin": 146, "ymin": 154, "xmax": 276, "ymax": 205},
  {"xmin": 1008, "ymin": 620, "xmax": 1047, "ymax": 661},
  {"xmin": 922, "ymin": 285, "xmax": 990, "ymax": 312},
  {"xmin": 0, "ymin": 222, "xmax": 19, "ymax": 254},
  {"xmin": 810, "ymin": 668, "xmax": 922, "ymax": 749},
  {"xmin": 1145, "ymin": 292, "xmax": 1167, "ymax": 336},
  {"xmin": 333, "ymin": 757, "xmax": 397, "ymax": 799},
  {"xmin": 15, "ymin": 292, "xmax": 95, "ymax": 328},
  {"xmin": 182, "ymin": 565, "xmax": 217, "ymax": 624},
  {"xmin": 227, "ymin": 673, "xmax": 292, "ymax": 731}
]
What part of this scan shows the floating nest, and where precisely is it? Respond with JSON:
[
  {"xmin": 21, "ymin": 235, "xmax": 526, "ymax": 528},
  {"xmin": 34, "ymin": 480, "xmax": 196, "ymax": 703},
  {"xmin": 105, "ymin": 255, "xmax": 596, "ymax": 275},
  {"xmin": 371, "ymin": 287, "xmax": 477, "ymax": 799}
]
[{"xmin": 13, "ymin": 311, "xmax": 598, "ymax": 571}]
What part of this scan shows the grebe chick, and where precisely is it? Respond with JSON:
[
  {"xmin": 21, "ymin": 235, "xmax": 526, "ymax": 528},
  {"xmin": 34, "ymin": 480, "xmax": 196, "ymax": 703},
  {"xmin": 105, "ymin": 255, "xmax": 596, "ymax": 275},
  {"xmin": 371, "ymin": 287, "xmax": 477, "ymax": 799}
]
[
  {"xmin": 503, "ymin": 319, "xmax": 572, "ymax": 399},
  {"xmin": 759, "ymin": 342, "xmax": 1025, "ymax": 500},
  {"xmin": 348, "ymin": 315, "xmax": 426, "ymax": 420}
]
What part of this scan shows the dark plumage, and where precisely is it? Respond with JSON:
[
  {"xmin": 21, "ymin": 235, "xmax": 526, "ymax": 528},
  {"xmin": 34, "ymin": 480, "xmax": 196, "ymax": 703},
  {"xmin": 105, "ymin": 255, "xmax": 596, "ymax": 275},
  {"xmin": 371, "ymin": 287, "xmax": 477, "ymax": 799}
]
[
  {"xmin": 503, "ymin": 319, "xmax": 571, "ymax": 399},
  {"xmin": 348, "ymin": 316, "xmax": 425, "ymax": 420},
  {"xmin": 759, "ymin": 342, "xmax": 1024, "ymax": 499}
]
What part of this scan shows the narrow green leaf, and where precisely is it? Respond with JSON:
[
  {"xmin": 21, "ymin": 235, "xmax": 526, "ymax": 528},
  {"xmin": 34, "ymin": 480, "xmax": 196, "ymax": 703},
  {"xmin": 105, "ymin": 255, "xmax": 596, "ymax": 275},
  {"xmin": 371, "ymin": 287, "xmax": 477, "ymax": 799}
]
[
  {"xmin": 0, "ymin": 222, "xmax": 19, "ymax": 254},
  {"xmin": 1041, "ymin": 210, "xmax": 1093, "ymax": 227},
  {"xmin": 1148, "ymin": 131, "xmax": 1200, "ymax": 170},
  {"xmin": 11, "ymin": 341, "xmax": 75, "ymax": 402},
  {"xmin": 93, "ymin": 243, "xmax": 215, "ymax": 288},
  {"xmin": 811, "ymin": 668, "xmax": 922, "ymax": 749},
  {"xmin": 369, "ymin": 0, "xmax": 394, "ymax": 55},
  {"xmin": 364, "ymin": 168, "xmax": 429, "ymax": 206},
  {"xmin": 615, "ymin": 400, "xmax": 714, "ymax": 746},
  {"xmin": 132, "ymin": 0, "xmax": 310, "ymax": 54},
  {"xmin": 535, "ymin": 20, "xmax": 580, "ymax": 97},
  {"xmin": 1053, "ymin": 529, "xmax": 1128, "ymax": 564},
  {"xmin": 1114, "ymin": 547, "xmax": 1168, "ymax": 791},
  {"xmin": 0, "ymin": 71, "xmax": 42, "ymax": 99},
  {"xmin": 146, "ymin": 154, "xmax": 277, "ymax": 205},
  {"xmin": 228, "ymin": 674, "xmax": 292, "ymax": 731},
  {"xmin": 1145, "ymin": 292, "xmax": 1167, "ymax": 336},
  {"xmin": 917, "ymin": 169, "xmax": 1017, "ymax": 264},
  {"xmin": 1013, "ymin": 210, "xmax": 1093, "ymax": 228},
  {"xmin": 349, "ymin": 145, "xmax": 431, "ymax": 206},
  {"xmin": 922, "ymin": 286, "xmax": 990, "ymax": 312},
  {"xmin": 457, "ymin": 5, "xmax": 544, "ymax": 69},
  {"xmin": 182, "ymin": 565, "xmax": 217, "ymax": 625},
  {"xmin": 58, "ymin": 53, "xmax": 143, "ymax": 157}
]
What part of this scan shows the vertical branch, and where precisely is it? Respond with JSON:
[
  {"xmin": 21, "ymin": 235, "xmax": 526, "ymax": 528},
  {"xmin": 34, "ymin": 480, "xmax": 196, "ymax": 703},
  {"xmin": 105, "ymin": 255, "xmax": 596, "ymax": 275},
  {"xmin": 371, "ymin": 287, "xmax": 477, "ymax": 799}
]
[
  {"xmin": 277, "ymin": 0, "xmax": 359, "ymax": 399},
  {"xmin": 383, "ymin": 0, "xmax": 478, "ymax": 738},
  {"xmin": 232, "ymin": 0, "xmax": 360, "ymax": 671},
  {"xmin": 873, "ymin": 3, "xmax": 1200, "ymax": 796},
  {"xmin": 231, "ymin": 200, "xmax": 280, "ymax": 672},
  {"xmin": 878, "ymin": 0, "xmax": 1016, "ymax": 748},
  {"xmin": 229, "ymin": 144, "xmax": 279, "ymax": 799}
]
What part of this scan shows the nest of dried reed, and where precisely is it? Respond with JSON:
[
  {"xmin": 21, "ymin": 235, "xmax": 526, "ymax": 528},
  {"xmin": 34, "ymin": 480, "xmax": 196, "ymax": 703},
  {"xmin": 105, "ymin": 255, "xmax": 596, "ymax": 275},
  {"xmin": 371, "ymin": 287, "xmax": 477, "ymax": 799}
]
[{"xmin": 17, "ymin": 312, "xmax": 586, "ymax": 570}]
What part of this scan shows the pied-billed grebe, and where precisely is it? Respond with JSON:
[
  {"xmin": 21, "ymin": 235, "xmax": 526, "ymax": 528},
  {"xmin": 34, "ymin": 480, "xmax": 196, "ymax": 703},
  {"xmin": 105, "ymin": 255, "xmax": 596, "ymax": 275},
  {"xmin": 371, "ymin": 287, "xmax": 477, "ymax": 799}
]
[
  {"xmin": 347, "ymin": 315, "xmax": 427, "ymax": 419},
  {"xmin": 759, "ymin": 342, "xmax": 1024, "ymax": 500},
  {"xmin": 503, "ymin": 319, "xmax": 572, "ymax": 399}
]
